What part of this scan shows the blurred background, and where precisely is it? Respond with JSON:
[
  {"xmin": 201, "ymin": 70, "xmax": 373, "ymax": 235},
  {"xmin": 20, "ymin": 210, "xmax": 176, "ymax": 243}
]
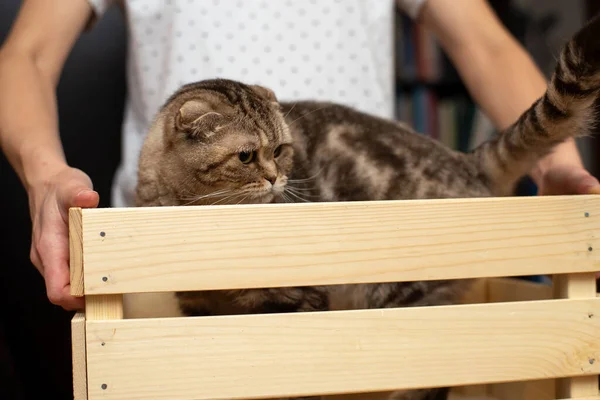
[{"xmin": 0, "ymin": 1, "xmax": 598, "ymax": 398}]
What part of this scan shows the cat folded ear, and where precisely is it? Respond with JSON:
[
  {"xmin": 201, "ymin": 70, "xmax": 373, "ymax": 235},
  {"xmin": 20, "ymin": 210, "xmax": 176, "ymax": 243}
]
[
  {"xmin": 249, "ymin": 84, "xmax": 279, "ymax": 103},
  {"xmin": 175, "ymin": 99, "xmax": 232, "ymax": 139}
]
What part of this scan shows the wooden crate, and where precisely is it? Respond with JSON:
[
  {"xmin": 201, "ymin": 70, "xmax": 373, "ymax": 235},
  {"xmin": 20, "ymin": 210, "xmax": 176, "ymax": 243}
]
[{"xmin": 69, "ymin": 195, "xmax": 600, "ymax": 400}]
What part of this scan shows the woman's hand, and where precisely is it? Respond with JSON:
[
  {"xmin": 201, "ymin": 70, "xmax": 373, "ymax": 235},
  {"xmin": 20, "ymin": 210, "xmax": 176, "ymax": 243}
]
[
  {"xmin": 28, "ymin": 166, "xmax": 99, "ymax": 310},
  {"xmin": 536, "ymin": 164, "xmax": 600, "ymax": 196}
]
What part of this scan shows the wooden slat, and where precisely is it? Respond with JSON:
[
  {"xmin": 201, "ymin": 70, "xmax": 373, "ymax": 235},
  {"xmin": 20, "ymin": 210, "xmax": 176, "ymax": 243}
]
[
  {"xmin": 554, "ymin": 273, "xmax": 599, "ymax": 399},
  {"xmin": 69, "ymin": 207, "xmax": 84, "ymax": 296},
  {"xmin": 558, "ymin": 398, "xmax": 600, "ymax": 400},
  {"xmin": 485, "ymin": 279, "xmax": 555, "ymax": 400},
  {"xmin": 294, "ymin": 391, "xmax": 600, "ymax": 400},
  {"xmin": 85, "ymin": 298, "xmax": 600, "ymax": 400},
  {"xmin": 561, "ymin": 398, "xmax": 600, "ymax": 400},
  {"xmin": 71, "ymin": 312, "xmax": 87, "ymax": 400},
  {"xmin": 78, "ymin": 195, "xmax": 600, "ymax": 295},
  {"xmin": 325, "ymin": 393, "xmax": 600, "ymax": 400}
]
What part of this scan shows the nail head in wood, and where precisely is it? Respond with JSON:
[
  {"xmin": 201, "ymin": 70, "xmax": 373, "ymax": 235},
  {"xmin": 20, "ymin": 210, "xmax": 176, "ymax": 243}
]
[
  {"xmin": 102, "ymin": 276, "xmax": 108, "ymax": 282},
  {"xmin": 100, "ymin": 231, "xmax": 106, "ymax": 237}
]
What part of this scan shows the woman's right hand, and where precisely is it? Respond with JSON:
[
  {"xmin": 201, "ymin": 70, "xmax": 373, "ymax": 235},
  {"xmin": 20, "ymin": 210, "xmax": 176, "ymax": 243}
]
[
  {"xmin": 0, "ymin": 0, "xmax": 98, "ymax": 309},
  {"xmin": 28, "ymin": 166, "xmax": 100, "ymax": 310}
]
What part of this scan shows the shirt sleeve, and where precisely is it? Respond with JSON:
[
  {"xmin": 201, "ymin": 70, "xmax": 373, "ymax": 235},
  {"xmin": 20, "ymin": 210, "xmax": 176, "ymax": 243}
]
[
  {"xmin": 396, "ymin": 0, "xmax": 428, "ymax": 19},
  {"xmin": 85, "ymin": 0, "xmax": 115, "ymax": 29}
]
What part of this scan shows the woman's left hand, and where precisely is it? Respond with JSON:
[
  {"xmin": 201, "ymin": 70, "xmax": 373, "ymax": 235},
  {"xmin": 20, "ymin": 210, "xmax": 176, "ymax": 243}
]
[{"xmin": 536, "ymin": 164, "xmax": 600, "ymax": 196}]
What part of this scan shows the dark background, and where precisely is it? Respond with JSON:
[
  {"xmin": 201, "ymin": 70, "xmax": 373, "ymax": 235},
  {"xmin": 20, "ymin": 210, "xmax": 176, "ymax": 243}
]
[{"xmin": 0, "ymin": 1, "xmax": 598, "ymax": 399}]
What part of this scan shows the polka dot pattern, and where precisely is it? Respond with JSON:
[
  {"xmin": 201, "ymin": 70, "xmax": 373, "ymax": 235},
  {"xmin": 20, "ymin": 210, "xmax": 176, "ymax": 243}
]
[{"xmin": 85, "ymin": 0, "xmax": 426, "ymax": 208}]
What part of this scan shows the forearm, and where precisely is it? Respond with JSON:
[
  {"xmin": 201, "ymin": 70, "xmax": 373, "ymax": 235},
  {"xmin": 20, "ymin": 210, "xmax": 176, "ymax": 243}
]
[
  {"xmin": 419, "ymin": 0, "xmax": 585, "ymax": 186},
  {"xmin": 445, "ymin": 38, "xmax": 546, "ymax": 130},
  {"xmin": 0, "ymin": 0, "xmax": 92, "ymax": 192},
  {"xmin": 442, "ymin": 37, "xmax": 584, "ymax": 182},
  {"xmin": 0, "ymin": 50, "xmax": 67, "ymax": 191}
]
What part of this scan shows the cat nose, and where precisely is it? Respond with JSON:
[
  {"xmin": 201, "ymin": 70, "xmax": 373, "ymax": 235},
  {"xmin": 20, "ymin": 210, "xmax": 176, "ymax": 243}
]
[{"xmin": 266, "ymin": 176, "xmax": 277, "ymax": 185}]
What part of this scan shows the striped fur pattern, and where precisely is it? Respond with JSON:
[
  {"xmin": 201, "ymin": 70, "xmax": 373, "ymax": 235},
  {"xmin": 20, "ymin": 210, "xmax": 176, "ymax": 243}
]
[
  {"xmin": 474, "ymin": 13, "xmax": 600, "ymax": 196},
  {"xmin": 135, "ymin": 13, "xmax": 600, "ymax": 400}
]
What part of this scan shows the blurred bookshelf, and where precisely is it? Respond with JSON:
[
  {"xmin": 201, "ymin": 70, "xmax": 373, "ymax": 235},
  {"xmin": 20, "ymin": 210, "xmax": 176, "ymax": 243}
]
[
  {"xmin": 393, "ymin": 7, "xmax": 491, "ymax": 155},
  {"xmin": 393, "ymin": 0, "xmax": 599, "ymax": 181}
]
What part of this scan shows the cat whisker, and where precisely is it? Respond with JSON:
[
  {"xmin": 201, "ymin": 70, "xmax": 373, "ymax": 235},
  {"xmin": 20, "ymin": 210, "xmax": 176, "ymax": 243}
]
[
  {"xmin": 286, "ymin": 186, "xmax": 316, "ymax": 194},
  {"xmin": 288, "ymin": 190, "xmax": 319, "ymax": 199},
  {"xmin": 235, "ymin": 194, "xmax": 250, "ymax": 205},
  {"xmin": 178, "ymin": 188, "xmax": 234, "ymax": 206},
  {"xmin": 180, "ymin": 194, "xmax": 229, "ymax": 206},
  {"xmin": 179, "ymin": 188, "xmax": 231, "ymax": 201},
  {"xmin": 281, "ymin": 192, "xmax": 295, "ymax": 204},
  {"xmin": 285, "ymin": 105, "xmax": 332, "ymax": 128},
  {"xmin": 286, "ymin": 187, "xmax": 320, "ymax": 199},
  {"xmin": 282, "ymin": 102, "xmax": 297, "ymax": 120},
  {"xmin": 284, "ymin": 185, "xmax": 315, "ymax": 192},
  {"xmin": 286, "ymin": 166, "xmax": 324, "ymax": 184},
  {"xmin": 281, "ymin": 192, "xmax": 294, "ymax": 204},
  {"xmin": 284, "ymin": 189, "xmax": 311, "ymax": 203},
  {"xmin": 207, "ymin": 192, "xmax": 245, "ymax": 206}
]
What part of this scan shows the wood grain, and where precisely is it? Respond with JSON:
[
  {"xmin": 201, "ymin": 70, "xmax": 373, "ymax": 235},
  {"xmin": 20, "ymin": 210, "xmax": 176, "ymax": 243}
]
[
  {"xmin": 85, "ymin": 298, "xmax": 600, "ymax": 400},
  {"xmin": 69, "ymin": 207, "xmax": 84, "ymax": 296},
  {"xmin": 85, "ymin": 295, "xmax": 123, "ymax": 321},
  {"xmin": 554, "ymin": 273, "xmax": 599, "ymax": 398},
  {"xmin": 556, "ymin": 398, "xmax": 600, "ymax": 400},
  {"xmin": 71, "ymin": 312, "xmax": 87, "ymax": 400},
  {"xmin": 78, "ymin": 195, "xmax": 600, "ymax": 295}
]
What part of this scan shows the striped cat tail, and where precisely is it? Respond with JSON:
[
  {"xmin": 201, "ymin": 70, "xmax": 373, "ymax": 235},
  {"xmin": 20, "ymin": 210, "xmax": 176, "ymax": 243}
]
[{"xmin": 473, "ymin": 12, "xmax": 600, "ymax": 196}]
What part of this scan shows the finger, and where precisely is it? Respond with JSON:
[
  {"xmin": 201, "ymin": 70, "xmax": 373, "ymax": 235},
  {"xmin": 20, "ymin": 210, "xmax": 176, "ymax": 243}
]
[
  {"xmin": 36, "ymin": 205, "xmax": 75, "ymax": 307},
  {"xmin": 43, "ymin": 243, "xmax": 84, "ymax": 309},
  {"xmin": 29, "ymin": 244, "xmax": 43, "ymax": 274},
  {"xmin": 73, "ymin": 188, "xmax": 100, "ymax": 208},
  {"xmin": 576, "ymin": 174, "xmax": 600, "ymax": 195},
  {"xmin": 57, "ymin": 182, "xmax": 100, "ymax": 222},
  {"xmin": 61, "ymin": 186, "xmax": 99, "ymax": 209},
  {"xmin": 57, "ymin": 174, "xmax": 99, "ymax": 209},
  {"xmin": 60, "ymin": 286, "xmax": 85, "ymax": 310}
]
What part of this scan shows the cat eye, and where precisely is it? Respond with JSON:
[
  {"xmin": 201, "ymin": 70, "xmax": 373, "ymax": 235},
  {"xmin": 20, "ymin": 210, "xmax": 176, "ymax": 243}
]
[
  {"xmin": 274, "ymin": 145, "xmax": 282, "ymax": 158},
  {"xmin": 239, "ymin": 151, "xmax": 256, "ymax": 164}
]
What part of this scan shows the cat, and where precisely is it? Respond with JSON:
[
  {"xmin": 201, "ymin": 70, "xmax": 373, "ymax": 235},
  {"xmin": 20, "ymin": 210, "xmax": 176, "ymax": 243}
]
[{"xmin": 134, "ymin": 12, "xmax": 600, "ymax": 400}]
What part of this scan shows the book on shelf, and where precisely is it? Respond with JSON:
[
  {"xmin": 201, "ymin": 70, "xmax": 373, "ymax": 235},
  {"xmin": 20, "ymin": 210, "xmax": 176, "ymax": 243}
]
[{"xmin": 394, "ymin": 13, "xmax": 496, "ymax": 153}]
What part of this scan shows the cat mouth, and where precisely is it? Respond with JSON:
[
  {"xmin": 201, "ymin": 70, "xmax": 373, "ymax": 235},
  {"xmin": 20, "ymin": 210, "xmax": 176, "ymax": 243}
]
[
  {"xmin": 246, "ymin": 190, "xmax": 275, "ymax": 204},
  {"xmin": 245, "ymin": 183, "xmax": 285, "ymax": 203}
]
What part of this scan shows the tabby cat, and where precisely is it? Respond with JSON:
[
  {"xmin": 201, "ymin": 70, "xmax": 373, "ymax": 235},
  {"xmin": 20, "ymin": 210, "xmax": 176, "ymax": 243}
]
[{"xmin": 135, "ymin": 12, "xmax": 600, "ymax": 400}]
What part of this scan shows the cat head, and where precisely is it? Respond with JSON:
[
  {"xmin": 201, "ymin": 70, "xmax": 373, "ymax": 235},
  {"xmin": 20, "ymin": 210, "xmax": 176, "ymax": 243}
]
[{"xmin": 157, "ymin": 79, "xmax": 294, "ymax": 206}]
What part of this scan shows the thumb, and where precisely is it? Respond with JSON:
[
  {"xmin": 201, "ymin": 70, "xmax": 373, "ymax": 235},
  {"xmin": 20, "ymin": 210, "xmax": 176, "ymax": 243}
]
[
  {"xmin": 58, "ymin": 174, "xmax": 100, "ymax": 212},
  {"xmin": 577, "ymin": 174, "xmax": 600, "ymax": 195},
  {"xmin": 71, "ymin": 187, "xmax": 100, "ymax": 209}
]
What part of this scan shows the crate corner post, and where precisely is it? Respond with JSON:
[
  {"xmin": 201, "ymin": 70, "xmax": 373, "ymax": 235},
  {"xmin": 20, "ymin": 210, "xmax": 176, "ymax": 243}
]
[
  {"xmin": 553, "ymin": 272, "xmax": 600, "ymax": 399},
  {"xmin": 69, "ymin": 206, "xmax": 84, "ymax": 297},
  {"xmin": 71, "ymin": 311, "xmax": 88, "ymax": 400}
]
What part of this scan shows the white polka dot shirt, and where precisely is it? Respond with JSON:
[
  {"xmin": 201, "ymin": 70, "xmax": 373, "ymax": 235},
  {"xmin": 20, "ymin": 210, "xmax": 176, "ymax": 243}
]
[{"xmin": 86, "ymin": 0, "xmax": 427, "ymax": 207}]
